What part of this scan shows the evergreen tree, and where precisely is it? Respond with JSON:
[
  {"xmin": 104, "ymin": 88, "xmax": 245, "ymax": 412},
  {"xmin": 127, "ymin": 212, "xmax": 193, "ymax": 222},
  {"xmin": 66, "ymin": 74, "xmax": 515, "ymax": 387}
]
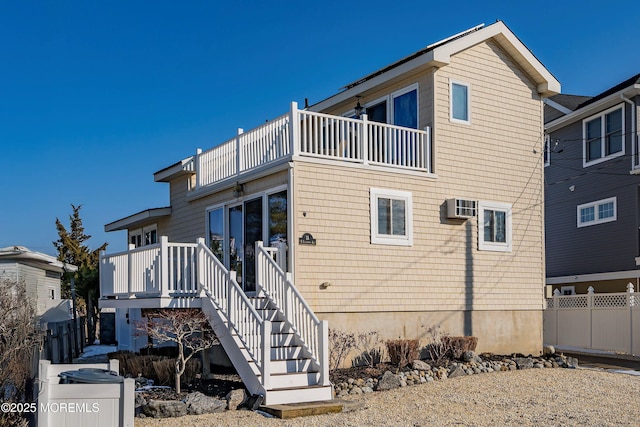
[{"xmin": 53, "ymin": 204, "xmax": 107, "ymax": 342}]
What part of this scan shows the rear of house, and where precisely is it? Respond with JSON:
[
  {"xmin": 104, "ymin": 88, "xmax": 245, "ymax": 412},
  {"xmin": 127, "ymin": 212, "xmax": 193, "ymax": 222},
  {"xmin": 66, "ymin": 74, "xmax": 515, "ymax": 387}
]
[{"xmin": 100, "ymin": 21, "xmax": 559, "ymax": 403}]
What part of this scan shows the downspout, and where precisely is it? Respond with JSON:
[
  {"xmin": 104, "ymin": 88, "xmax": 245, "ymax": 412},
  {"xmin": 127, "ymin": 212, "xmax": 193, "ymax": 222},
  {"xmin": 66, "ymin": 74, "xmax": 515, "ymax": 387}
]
[{"xmin": 621, "ymin": 95, "xmax": 637, "ymax": 170}]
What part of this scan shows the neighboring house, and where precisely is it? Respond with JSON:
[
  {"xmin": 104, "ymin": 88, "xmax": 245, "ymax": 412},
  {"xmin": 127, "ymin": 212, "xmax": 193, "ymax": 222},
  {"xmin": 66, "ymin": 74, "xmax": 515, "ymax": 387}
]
[
  {"xmin": 544, "ymin": 74, "xmax": 640, "ymax": 295},
  {"xmin": 0, "ymin": 246, "xmax": 76, "ymax": 318},
  {"xmin": 100, "ymin": 21, "xmax": 559, "ymax": 404}
]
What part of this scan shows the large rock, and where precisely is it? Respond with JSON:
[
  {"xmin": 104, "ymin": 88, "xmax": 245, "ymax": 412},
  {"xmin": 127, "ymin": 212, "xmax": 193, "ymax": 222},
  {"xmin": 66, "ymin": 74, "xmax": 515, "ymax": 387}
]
[
  {"xmin": 448, "ymin": 366, "xmax": 466, "ymax": 379},
  {"xmin": 412, "ymin": 359, "xmax": 432, "ymax": 371},
  {"xmin": 463, "ymin": 351, "xmax": 482, "ymax": 364},
  {"xmin": 226, "ymin": 388, "xmax": 248, "ymax": 410},
  {"xmin": 142, "ymin": 399, "xmax": 187, "ymax": 418},
  {"xmin": 375, "ymin": 371, "xmax": 401, "ymax": 391},
  {"xmin": 543, "ymin": 345, "xmax": 555, "ymax": 356},
  {"xmin": 514, "ymin": 357, "xmax": 534, "ymax": 370},
  {"xmin": 184, "ymin": 392, "xmax": 226, "ymax": 415}
]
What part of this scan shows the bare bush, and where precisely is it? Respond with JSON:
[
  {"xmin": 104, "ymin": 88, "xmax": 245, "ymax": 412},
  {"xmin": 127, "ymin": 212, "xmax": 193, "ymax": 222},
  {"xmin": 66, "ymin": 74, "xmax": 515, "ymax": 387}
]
[
  {"xmin": 328, "ymin": 328, "xmax": 355, "ymax": 371},
  {"xmin": 0, "ymin": 279, "xmax": 39, "ymax": 427},
  {"xmin": 443, "ymin": 336, "xmax": 478, "ymax": 360},
  {"xmin": 424, "ymin": 324, "xmax": 450, "ymax": 364},
  {"xmin": 134, "ymin": 309, "xmax": 218, "ymax": 394},
  {"xmin": 354, "ymin": 330, "xmax": 384, "ymax": 368},
  {"xmin": 385, "ymin": 339, "xmax": 419, "ymax": 368}
]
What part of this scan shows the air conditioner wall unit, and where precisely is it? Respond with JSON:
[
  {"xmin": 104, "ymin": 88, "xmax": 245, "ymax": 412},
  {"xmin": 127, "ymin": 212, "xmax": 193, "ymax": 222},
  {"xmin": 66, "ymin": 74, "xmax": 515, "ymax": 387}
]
[{"xmin": 447, "ymin": 198, "xmax": 477, "ymax": 219}]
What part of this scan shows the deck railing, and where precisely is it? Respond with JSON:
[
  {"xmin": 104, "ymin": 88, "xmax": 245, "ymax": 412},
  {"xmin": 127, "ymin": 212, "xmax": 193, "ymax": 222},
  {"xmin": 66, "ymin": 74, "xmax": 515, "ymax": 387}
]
[
  {"xmin": 193, "ymin": 102, "xmax": 431, "ymax": 190},
  {"xmin": 255, "ymin": 241, "xmax": 329, "ymax": 386}
]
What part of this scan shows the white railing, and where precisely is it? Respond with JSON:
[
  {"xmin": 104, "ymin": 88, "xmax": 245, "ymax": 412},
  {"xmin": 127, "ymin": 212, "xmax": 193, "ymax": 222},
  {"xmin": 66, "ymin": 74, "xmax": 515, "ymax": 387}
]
[
  {"xmin": 100, "ymin": 237, "xmax": 271, "ymax": 387},
  {"xmin": 193, "ymin": 102, "xmax": 431, "ymax": 189},
  {"xmin": 255, "ymin": 241, "xmax": 329, "ymax": 386},
  {"xmin": 544, "ymin": 284, "xmax": 640, "ymax": 355},
  {"xmin": 196, "ymin": 239, "xmax": 267, "ymax": 376}
]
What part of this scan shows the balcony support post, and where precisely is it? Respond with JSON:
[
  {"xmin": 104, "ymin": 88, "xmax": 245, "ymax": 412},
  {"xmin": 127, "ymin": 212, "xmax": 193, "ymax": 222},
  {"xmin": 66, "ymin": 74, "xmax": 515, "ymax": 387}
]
[
  {"xmin": 160, "ymin": 236, "xmax": 170, "ymax": 298},
  {"xmin": 290, "ymin": 101, "xmax": 299, "ymax": 157},
  {"xmin": 361, "ymin": 113, "xmax": 369, "ymax": 165}
]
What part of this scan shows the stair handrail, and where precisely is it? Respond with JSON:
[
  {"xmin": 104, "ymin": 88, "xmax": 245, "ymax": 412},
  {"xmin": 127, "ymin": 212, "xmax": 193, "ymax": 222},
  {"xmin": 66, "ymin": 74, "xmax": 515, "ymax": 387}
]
[
  {"xmin": 196, "ymin": 239, "xmax": 269, "ymax": 383},
  {"xmin": 255, "ymin": 241, "xmax": 329, "ymax": 386}
]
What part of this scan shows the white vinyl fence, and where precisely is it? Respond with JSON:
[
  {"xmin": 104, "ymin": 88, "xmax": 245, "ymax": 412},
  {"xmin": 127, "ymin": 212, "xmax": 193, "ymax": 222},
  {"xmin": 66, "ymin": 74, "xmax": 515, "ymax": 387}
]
[{"xmin": 544, "ymin": 284, "xmax": 640, "ymax": 355}]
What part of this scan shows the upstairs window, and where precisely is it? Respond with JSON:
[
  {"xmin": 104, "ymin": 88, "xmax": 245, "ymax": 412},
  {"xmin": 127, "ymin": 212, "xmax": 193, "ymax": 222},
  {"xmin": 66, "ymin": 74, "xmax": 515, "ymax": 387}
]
[
  {"xmin": 583, "ymin": 105, "xmax": 624, "ymax": 166},
  {"xmin": 577, "ymin": 197, "xmax": 617, "ymax": 227},
  {"xmin": 370, "ymin": 188, "xmax": 413, "ymax": 246},
  {"xmin": 450, "ymin": 80, "xmax": 470, "ymax": 124}
]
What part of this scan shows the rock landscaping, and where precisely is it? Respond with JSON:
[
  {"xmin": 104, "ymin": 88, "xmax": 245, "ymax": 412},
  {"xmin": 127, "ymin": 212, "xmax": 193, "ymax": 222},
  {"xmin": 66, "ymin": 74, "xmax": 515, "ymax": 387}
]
[
  {"xmin": 133, "ymin": 346, "xmax": 580, "ymax": 418},
  {"xmin": 332, "ymin": 350, "xmax": 578, "ymax": 398}
]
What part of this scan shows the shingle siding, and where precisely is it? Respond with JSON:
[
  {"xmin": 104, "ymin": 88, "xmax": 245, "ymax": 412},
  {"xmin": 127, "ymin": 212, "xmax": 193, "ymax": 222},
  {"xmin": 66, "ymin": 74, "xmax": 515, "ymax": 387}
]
[{"xmin": 546, "ymin": 99, "xmax": 639, "ymax": 277}]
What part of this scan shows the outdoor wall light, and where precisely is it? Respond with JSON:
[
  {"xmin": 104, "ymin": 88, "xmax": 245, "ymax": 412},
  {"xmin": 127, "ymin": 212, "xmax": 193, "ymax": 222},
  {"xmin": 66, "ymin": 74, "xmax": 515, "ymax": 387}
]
[
  {"xmin": 320, "ymin": 281, "xmax": 332, "ymax": 289},
  {"xmin": 354, "ymin": 96, "xmax": 364, "ymax": 119},
  {"xmin": 233, "ymin": 182, "xmax": 244, "ymax": 197}
]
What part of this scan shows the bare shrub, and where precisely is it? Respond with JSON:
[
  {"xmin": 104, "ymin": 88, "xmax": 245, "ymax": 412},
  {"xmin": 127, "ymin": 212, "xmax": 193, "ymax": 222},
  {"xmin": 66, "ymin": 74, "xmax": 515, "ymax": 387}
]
[
  {"xmin": 354, "ymin": 330, "xmax": 384, "ymax": 368},
  {"xmin": 134, "ymin": 309, "xmax": 218, "ymax": 393},
  {"xmin": 328, "ymin": 328, "xmax": 355, "ymax": 371},
  {"xmin": 443, "ymin": 336, "xmax": 478, "ymax": 360},
  {"xmin": 152, "ymin": 358, "xmax": 202, "ymax": 387},
  {"xmin": 424, "ymin": 324, "xmax": 450, "ymax": 364},
  {"xmin": 0, "ymin": 279, "xmax": 40, "ymax": 427},
  {"xmin": 385, "ymin": 339, "xmax": 419, "ymax": 368}
]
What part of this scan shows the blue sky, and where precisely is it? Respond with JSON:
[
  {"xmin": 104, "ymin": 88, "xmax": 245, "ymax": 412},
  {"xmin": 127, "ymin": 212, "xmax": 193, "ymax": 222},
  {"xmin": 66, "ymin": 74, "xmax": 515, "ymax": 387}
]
[{"xmin": 1, "ymin": 1, "xmax": 638, "ymax": 256}]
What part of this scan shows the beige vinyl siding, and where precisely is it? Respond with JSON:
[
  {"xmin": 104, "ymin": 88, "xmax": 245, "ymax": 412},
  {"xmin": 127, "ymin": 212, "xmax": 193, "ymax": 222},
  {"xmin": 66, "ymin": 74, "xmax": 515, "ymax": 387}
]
[
  {"xmin": 159, "ymin": 170, "xmax": 289, "ymax": 243},
  {"xmin": 0, "ymin": 262, "xmax": 60, "ymax": 315},
  {"xmin": 293, "ymin": 39, "xmax": 544, "ymax": 315}
]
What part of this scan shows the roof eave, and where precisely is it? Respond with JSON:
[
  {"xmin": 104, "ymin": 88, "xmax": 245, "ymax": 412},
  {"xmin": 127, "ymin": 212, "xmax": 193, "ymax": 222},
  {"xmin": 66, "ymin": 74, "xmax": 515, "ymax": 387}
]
[
  {"xmin": 546, "ymin": 84, "xmax": 640, "ymax": 132},
  {"xmin": 154, "ymin": 156, "xmax": 195, "ymax": 183},
  {"xmin": 104, "ymin": 207, "xmax": 172, "ymax": 232}
]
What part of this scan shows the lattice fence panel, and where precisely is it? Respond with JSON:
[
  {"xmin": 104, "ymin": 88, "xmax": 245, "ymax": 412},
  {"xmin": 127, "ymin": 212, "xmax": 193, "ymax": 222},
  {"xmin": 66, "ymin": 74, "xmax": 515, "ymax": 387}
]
[
  {"xmin": 593, "ymin": 293, "xmax": 628, "ymax": 308},
  {"xmin": 558, "ymin": 295, "xmax": 588, "ymax": 308},
  {"xmin": 546, "ymin": 298, "xmax": 554, "ymax": 309}
]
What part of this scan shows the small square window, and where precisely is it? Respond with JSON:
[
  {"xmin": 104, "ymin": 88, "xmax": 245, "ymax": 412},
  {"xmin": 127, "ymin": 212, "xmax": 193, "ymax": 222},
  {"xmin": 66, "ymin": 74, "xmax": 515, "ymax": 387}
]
[
  {"xmin": 450, "ymin": 80, "xmax": 470, "ymax": 124},
  {"xmin": 370, "ymin": 188, "xmax": 413, "ymax": 246},
  {"xmin": 478, "ymin": 201, "xmax": 512, "ymax": 252}
]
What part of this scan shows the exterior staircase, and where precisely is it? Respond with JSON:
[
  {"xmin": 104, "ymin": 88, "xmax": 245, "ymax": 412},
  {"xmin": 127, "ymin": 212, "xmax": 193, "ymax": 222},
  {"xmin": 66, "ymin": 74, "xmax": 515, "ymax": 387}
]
[{"xmin": 99, "ymin": 237, "xmax": 331, "ymax": 405}]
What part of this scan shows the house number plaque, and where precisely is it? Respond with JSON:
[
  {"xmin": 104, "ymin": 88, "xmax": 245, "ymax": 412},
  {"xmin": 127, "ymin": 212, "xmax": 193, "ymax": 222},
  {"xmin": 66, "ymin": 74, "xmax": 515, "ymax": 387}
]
[{"xmin": 299, "ymin": 233, "xmax": 316, "ymax": 245}]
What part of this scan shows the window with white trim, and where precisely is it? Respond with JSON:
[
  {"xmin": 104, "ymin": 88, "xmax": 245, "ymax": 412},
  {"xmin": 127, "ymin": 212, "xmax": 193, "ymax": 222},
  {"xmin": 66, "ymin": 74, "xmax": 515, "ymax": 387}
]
[
  {"xmin": 344, "ymin": 84, "xmax": 419, "ymax": 129},
  {"xmin": 577, "ymin": 197, "xmax": 617, "ymax": 227},
  {"xmin": 478, "ymin": 201, "xmax": 512, "ymax": 252},
  {"xmin": 370, "ymin": 188, "xmax": 413, "ymax": 246},
  {"xmin": 129, "ymin": 224, "xmax": 158, "ymax": 248},
  {"xmin": 583, "ymin": 104, "xmax": 624, "ymax": 166},
  {"xmin": 450, "ymin": 80, "xmax": 470, "ymax": 124},
  {"xmin": 544, "ymin": 135, "xmax": 550, "ymax": 167}
]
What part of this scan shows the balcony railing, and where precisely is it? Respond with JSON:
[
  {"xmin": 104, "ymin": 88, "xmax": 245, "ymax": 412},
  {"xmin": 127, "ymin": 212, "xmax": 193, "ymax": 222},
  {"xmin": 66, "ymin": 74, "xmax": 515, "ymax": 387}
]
[{"xmin": 194, "ymin": 102, "xmax": 431, "ymax": 190}]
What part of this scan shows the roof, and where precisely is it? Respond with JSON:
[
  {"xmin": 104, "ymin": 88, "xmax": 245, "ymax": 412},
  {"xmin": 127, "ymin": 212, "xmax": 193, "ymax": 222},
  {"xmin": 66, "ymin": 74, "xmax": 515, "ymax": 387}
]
[
  {"xmin": 549, "ymin": 94, "xmax": 593, "ymax": 111},
  {"xmin": 0, "ymin": 246, "xmax": 77, "ymax": 272},
  {"xmin": 546, "ymin": 73, "xmax": 640, "ymax": 131},
  {"xmin": 104, "ymin": 207, "xmax": 172, "ymax": 232},
  {"xmin": 544, "ymin": 94, "xmax": 593, "ymax": 123},
  {"xmin": 311, "ymin": 20, "xmax": 560, "ymax": 111}
]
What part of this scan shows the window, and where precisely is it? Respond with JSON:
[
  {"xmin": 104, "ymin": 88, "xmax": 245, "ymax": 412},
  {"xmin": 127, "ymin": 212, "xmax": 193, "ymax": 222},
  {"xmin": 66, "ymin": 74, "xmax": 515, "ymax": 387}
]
[
  {"xmin": 450, "ymin": 80, "xmax": 470, "ymax": 124},
  {"xmin": 544, "ymin": 135, "xmax": 550, "ymax": 167},
  {"xmin": 561, "ymin": 286, "xmax": 575, "ymax": 296},
  {"xmin": 370, "ymin": 188, "xmax": 413, "ymax": 246},
  {"xmin": 583, "ymin": 104, "xmax": 624, "ymax": 166},
  {"xmin": 350, "ymin": 84, "xmax": 419, "ymax": 129},
  {"xmin": 577, "ymin": 197, "xmax": 617, "ymax": 227},
  {"xmin": 478, "ymin": 201, "xmax": 512, "ymax": 252},
  {"xmin": 129, "ymin": 225, "xmax": 157, "ymax": 248}
]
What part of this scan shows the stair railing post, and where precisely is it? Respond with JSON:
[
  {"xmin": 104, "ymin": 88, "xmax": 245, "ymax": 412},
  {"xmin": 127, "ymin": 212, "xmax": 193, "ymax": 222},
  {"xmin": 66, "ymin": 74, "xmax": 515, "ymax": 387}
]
[
  {"xmin": 261, "ymin": 320, "xmax": 271, "ymax": 390},
  {"xmin": 160, "ymin": 236, "xmax": 170, "ymax": 297},
  {"xmin": 255, "ymin": 241, "xmax": 264, "ymax": 297},
  {"xmin": 196, "ymin": 238, "xmax": 205, "ymax": 296},
  {"xmin": 628, "ymin": 282, "xmax": 635, "ymax": 354},
  {"xmin": 319, "ymin": 320, "xmax": 330, "ymax": 386}
]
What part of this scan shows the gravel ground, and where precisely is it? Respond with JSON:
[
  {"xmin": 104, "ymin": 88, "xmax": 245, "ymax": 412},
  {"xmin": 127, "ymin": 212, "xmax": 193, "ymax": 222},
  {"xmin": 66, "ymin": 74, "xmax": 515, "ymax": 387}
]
[{"xmin": 135, "ymin": 368, "xmax": 640, "ymax": 426}]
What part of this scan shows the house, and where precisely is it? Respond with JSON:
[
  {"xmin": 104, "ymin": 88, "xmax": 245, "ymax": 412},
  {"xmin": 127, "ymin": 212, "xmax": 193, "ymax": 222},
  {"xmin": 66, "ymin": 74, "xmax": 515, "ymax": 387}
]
[
  {"xmin": 544, "ymin": 74, "xmax": 640, "ymax": 295},
  {"xmin": 100, "ymin": 21, "xmax": 560, "ymax": 404},
  {"xmin": 0, "ymin": 246, "xmax": 76, "ymax": 318}
]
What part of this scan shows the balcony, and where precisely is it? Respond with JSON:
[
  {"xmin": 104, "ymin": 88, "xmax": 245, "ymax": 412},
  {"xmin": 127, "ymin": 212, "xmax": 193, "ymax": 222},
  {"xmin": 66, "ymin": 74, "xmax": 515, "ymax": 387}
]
[{"xmin": 192, "ymin": 102, "xmax": 431, "ymax": 191}]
